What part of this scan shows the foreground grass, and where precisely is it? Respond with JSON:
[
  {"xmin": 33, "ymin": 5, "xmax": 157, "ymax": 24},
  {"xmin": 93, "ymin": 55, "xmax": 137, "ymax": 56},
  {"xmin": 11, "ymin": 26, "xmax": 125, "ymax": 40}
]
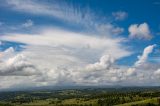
[
  {"xmin": 0, "ymin": 88, "xmax": 160, "ymax": 106},
  {"xmin": 115, "ymin": 98, "xmax": 159, "ymax": 106},
  {"xmin": 1, "ymin": 98, "xmax": 158, "ymax": 106},
  {"xmin": 12, "ymin": 98, "xmax": 98, "ymax": 106}
]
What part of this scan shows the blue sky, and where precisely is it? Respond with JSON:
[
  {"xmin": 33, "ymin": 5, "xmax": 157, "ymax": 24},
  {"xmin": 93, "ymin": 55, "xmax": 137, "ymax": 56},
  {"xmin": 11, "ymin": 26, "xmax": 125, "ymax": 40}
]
[{"xmin": 0, "ymin": 0, "xmax": 160, "ymax": 89}]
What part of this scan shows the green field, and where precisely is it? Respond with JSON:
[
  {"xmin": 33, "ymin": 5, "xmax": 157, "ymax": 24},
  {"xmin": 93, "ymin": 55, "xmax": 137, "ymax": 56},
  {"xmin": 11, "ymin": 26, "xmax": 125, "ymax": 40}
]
[
  {"xmin": 0, "ymin": 87, "xmax": 160, "ymax": 106},
  {"xmin": 116, "ymin": 98, "xmax": 160, "ymax": 106}
]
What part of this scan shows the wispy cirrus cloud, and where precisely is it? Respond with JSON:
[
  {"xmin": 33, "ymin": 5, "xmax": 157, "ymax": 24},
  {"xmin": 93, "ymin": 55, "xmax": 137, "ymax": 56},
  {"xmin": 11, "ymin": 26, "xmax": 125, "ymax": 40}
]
[
  {"xmin": 4, "ymin": 0, "xmax": 91, "ymax": 26},
  {"xmin": 0, "ymin": 19, "xmax": 34, "ymax": 34},
  {"xmin": 112, "ymin": 11, "xmax": 128, "ymax": 21},
  {"xmin": 3, "ymin": 0, "xmax": 124, "ymax": 35},
  {"xmin": 22, "ymin": 19, "xmax": 34, "ymax": 28}
]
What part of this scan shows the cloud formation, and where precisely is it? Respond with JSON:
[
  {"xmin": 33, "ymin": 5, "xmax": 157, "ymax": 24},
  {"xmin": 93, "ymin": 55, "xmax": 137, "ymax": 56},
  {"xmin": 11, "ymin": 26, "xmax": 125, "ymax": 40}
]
[
  {"xmin": 135, "ymin": 44, "xmax": 156, "ymax": 67},
  {"xmin": 0, "ymin": 48, "xmax": 38, "ymax": 76},
  {"xmin": 112, "ymin": 11, "xmax": 128, "ymax": 21},
  {"xmin": 1, "ymin": 28, "xmax": 131, "ymax": 59},
  {"xmin": 0, "ymin": 27, "xmax": 133, "ymax": 88},
  {"xmin": 22, "ymin": 19, "xmax": 34, "ymax": 28},
  {"xmin": 4, "ymin": 0, "xmax": 92, "ymax": 26},
  {"xmin": 0, "ymin": 0, "xmax": 159, "ymax": 90},
  {"xmin": 153, "ymin": 69, "xmax": 160, "ymax": 79},
  {"xmin": 0, "ymin": 54, "xmax": 38, "ymax": 76},
  {"xmin": 3, "ymin": 0, "xmax": 124, "ymax": 36},
  {"xmin": 124, "ymin": 45, "xmax": 156, "ymax": 80},
  {"xmin": 0, "ymin": 44, "xmax": 159, "ymax": 89},
  {"xmin": 86, "ymin": 55, "xmax": 114, "ymax": 71},
  {"xmin": 128, "ymin": 23, "xmax": 152, "ymax": 40}
]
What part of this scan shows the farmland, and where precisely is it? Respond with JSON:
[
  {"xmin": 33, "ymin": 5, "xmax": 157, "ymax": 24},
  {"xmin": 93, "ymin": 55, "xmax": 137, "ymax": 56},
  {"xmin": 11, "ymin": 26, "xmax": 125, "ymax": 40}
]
[{"xmin": 0, "ymin": 87, "xmax": 160, "ymax": 106}]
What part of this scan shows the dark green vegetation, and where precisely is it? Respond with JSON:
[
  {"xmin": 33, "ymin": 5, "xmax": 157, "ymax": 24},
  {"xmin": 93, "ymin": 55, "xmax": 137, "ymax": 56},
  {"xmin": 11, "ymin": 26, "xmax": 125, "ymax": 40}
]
[{"xmin": 0, "ymin": 87, "xmax": 160, "ymax": 106}]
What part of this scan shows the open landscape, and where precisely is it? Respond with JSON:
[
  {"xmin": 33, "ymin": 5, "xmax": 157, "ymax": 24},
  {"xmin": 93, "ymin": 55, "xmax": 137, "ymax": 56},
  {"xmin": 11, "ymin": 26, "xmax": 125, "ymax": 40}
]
[
  {"xmin": 0, "ymin": 0, "xmax": 160, "ymax": 106},
  {"xmin": 0, "ymin": 87, "xmax": 160, "ymax": 106}
]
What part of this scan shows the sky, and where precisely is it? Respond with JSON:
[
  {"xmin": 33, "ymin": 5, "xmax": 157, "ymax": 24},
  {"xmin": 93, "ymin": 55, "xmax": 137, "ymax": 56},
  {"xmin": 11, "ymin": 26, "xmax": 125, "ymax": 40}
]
[{"xmin": 0, "ymin": 0, "xmax": 160, "ymax": 90}]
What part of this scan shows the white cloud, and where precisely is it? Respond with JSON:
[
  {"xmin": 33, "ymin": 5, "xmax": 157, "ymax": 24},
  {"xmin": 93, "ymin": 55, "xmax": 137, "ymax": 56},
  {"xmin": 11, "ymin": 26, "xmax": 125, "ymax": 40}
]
[
  {"xmin": 71, "ymin": 54, "xmax": 124, "ymax": 85},
  {"xmin": 121, "ymin": 45, "xmax": 159, "ymax": 85},
  {"xmin": 0, "ymin": 47, "xmax": 38, "ymax": 76},
  {"xmin": 0, "ymin": 27, "xmax": 134, "ymax": 88},
  {"xmin": 0, "ymin": 44, "xmax": 159, "ymax": 88},
  {"xmin": 1, "ymin": 28, "xmax": 160, "ymax": 88},
  {"xmin": 153, "ymin": 69, "xmax": 160, "ymax": 79},
  {"xmin": 128, "ymin": 23, "xmax": 152, "ymax": 40},
  {"xmin": 0, "ymin": 47, "xmax": 15, "ymax": 60},
  {"xmin": 0, "ymin": 54, "xmax": 38, "ymax": 76},
  {"xmin": 1, "ymin": 28, "xmax": 131, "ymax": 60},
  {"xmin": 22, "ymin": 19, "xmax": 34, "ymax": 28},
  {"xmin": 97, "ymin": 24, "xmax": 124, "ymax": 35},
  {"xmin": 3, "ymin": 47, "xmax": 14, "ymax": 54},
  {"xmin": 123, "ymin": 45, "xmax": 157, "ymax": 84},
  {"xmin": 86, "ymin": 55, "xmax": 114, "ymax": 71},
  {"xmin": 112, "ymin": 11, "xmax": 128, "ymax": 21},
  {"xmin": 126, "ymin": 68, "xmax": 136, "ymax": 76},
  {"xmin": 135, "ymin": 44, "xmax": 156, "ymax": 67}
]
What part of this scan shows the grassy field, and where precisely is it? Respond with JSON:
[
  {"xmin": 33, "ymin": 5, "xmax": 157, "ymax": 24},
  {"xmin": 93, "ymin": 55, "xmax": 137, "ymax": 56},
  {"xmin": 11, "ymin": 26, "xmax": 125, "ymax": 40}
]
[
  {"xmin": 0, "ymin": 98, "xmax": 160, "ymax": 106},
  {"xmin": 115, "ymin": 98, "xmax": 159, "ymax": 106},
  {"xmin": 0, "ymin": 87, "xmax": 160, "ymax": 106},
  {"xmin": 2, "ymin": 97, "xmax": 159, "ymax": 106}
]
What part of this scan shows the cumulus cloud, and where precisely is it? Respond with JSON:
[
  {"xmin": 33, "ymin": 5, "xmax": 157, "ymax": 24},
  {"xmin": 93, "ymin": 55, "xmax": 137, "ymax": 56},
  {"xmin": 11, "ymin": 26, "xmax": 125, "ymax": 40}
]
[
  {"xmin": 22, "ymin": 19, "xmax": 34, "ymax": 28},
  {"xmin": 86, "ymin": 55, "xmax": 114, "ymax": 71},
  {"xmin": 1, "ymin": 27, "xmax": 160, "ymax": 89},
  {"xmin": 0, "ymin": 48, "xmax": 39, "ymax": 76},
  {"xmin": 72, "ymin": 54, "xmax": 124, "ymax": 84},
  {"xmin": 125, "ymin": 68, "xmax": 136, "ymax": 76},
  {"xmin": 128, "ymin": 23, "xmax": 152, "ymax": 40},
  {"xmin": 0, "ymin": 45, "xmax": 159, "ymax": 88},
  {"xmin": 112, "ymin": 11, "xmax": 128, "ymax": 21},
  {"xmin": 124, "ymin": 45, "xmax": 156, "ymax": 79},
  {"xmin": 135, "ymin": 44, "xmax": 156, "ymax": 67},
  {"xmin": 0, "ymin": 27, "xmax": 133, "ymax": 88},
  {"xmin": 0, "ymin": 54, "xmax": 38, "ymax": 76},
  {"xmin": 121, "ymin": 44, "xmax": 159, "ymax": 85},
  {"xmin": 3, "ymin": 47, "xmax": 14, "ymax": 54},
  {"xmin": 0, "ymin": 47, "xmax": 15, "ymax": 60}
]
